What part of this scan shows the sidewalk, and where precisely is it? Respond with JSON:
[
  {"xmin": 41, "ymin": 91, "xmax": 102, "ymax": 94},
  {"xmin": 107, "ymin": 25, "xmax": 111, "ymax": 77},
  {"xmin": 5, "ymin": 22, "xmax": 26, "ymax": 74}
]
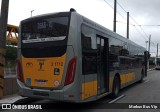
[
  {"xmin": 0, "ymin": 94, "xmax": 26, "ymax": 104},
  {"xmin": 147, "ymin": 68, "xmax": 155, "ymax": 71}
]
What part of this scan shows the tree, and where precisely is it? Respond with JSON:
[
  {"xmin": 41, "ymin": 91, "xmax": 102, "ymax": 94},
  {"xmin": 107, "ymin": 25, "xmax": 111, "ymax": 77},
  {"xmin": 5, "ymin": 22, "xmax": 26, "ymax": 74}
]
[{"xmin": 5, "ymin": 46, "xmax": 17, "ymax": 60}]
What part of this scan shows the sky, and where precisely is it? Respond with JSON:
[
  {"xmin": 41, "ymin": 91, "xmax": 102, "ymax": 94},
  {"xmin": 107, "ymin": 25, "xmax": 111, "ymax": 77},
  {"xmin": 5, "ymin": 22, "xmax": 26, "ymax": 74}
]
[{"xmin": 1, "ymin": 0, "xmax": 160, "ymax": 56}]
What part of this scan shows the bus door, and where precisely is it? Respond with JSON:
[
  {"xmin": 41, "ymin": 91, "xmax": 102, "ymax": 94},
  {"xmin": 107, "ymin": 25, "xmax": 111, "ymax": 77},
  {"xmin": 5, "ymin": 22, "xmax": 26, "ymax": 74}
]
[{"xmin": 96, "ymin": 35, "xmax": 109, "ymax": 95}]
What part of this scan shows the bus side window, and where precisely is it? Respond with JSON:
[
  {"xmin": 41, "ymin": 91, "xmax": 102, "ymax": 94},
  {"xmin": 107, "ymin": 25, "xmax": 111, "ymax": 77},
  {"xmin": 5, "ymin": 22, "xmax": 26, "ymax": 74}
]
[
  {"xmin": 128, "ymin": 58, "xmax": 132, "ymax": 69},
  {"xmin": 119, "ymin": 57, "xmax": 125, "ymax": 70},
  {"xmin": 135, "ymin": 58, "xmax": 140, "ymax": 68},
  {"xmin": 81, "ymin": 25, "xmax": 97, "ymax": 75},
  {"xmin": 109, "ymin": 53, "xmax": 119, "ymax": 71},
  {"xmin": 133, "ymin": 59, "xmax": 136, "ymax": 68}
]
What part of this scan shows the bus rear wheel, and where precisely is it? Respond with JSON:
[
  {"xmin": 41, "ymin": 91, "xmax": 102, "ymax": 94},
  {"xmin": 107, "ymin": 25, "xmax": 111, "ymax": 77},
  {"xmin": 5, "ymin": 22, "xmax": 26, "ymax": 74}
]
[{"xmin": 111, "ymin": 76, "xmax": 120, "ymax": 98}]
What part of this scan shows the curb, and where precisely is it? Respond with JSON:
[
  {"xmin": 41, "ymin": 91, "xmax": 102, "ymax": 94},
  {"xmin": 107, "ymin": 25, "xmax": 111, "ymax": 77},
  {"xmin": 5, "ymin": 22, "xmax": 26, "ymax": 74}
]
[
  {"xmin": 147, "ymin": 68, "xmax": 155, "ymax": 71},
  {"xmin": 13, "ymin": 97, "xmax": 41, "ymax": 104}
]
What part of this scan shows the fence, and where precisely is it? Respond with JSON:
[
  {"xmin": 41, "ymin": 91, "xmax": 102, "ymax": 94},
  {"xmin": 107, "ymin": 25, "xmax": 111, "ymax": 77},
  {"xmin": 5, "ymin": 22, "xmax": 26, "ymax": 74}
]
[{"xmin": 0, "ymin": 66, "xmax": 18, "ymax": 98}]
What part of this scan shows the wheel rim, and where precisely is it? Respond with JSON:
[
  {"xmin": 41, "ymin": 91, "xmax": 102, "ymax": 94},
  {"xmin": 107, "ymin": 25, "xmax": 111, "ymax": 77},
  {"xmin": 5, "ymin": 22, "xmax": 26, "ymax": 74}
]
[
  {"xmin": 114, "ymin": 77, "xmax": 120, "ymax": 96},
  {"xmin": 115, "ymin": 82, "xmax": 119, "ymax": 95}
]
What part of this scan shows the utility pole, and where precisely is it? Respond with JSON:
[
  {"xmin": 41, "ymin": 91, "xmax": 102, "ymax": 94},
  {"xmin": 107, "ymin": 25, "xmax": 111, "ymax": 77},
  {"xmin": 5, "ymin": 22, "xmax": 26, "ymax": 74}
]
[
  {"xmin": 127, "ymin": 12, "xmax": 129, "ymax": 39},
  {"xmin": 0, "ymin": 0, "xmax": 9, "ymax": 48},
  {"xmin": 157, "ymin": 43, "xmax": 159, "ymax": 57},
  {"xmin": 113, "ymin": 0, "xmax": 117, "ymax": 32},
  {"xmin": 0, "ymin": 0, "xmax": 9, "ymax": 97},
  {"xmin": 148, "ymin": 35, "xmax": 151, "ymax": 69},
  {"xmin": 148, "ymin": 35, "xmax": 151, "ymax": 53}
]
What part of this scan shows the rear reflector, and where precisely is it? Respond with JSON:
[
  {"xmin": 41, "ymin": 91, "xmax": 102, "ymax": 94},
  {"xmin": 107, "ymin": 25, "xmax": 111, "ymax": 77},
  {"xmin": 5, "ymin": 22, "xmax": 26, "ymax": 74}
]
[
  {"xmin": 64, "ymin": 56, "xmax": 77, "ymax": 86},
  {"xmin": 17, "ymin": 59, "xmax": 24, "ymax": 83}
]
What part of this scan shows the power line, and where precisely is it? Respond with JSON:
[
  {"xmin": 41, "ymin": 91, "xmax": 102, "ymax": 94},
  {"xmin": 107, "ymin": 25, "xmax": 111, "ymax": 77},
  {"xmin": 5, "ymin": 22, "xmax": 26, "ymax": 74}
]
[
  {"xmin": 138, "ymin": 25, "xmax": 160, "ymax": 27},
  {"xmin": 150, "ymin": 42, "xmax": 156, "ymax": 47},
  {"xmin": 132, "ymin": 25, "xmax": 148, "ymax": 41},
  {"xmin": 117, "ymin": 11, "xmax": 127, "ymax": 20},
  {"xmin": 116, "ymin": 20, "xmax": 135, "ymax": 26},
  {"xmin": 116, "ymin": 21, "xmax": 160, "ymax": 45},
  {"xmin": 129, "ymin": 15, "xmax": 149, "ymax": 39},
  {"xmin": 104, "ymin": 0, "xmax": 160, "ymax": 53},
  {"xmin": 103, "ymin": 0, "xmax": 127, "ymax": 20},
  {"xmin": 117, "ymin": 2, "xmax": 127, "ymax": 13},
  {"xmin": 103, "ymin": 0, "xmax": 114, "ymax": 9},
  {"xmin": 116, "ymin": 21, "xmax": 148, "ymax": 41},
  {"xmin": 116, "ymin": 21, "xmax": 160, "ymax": 27},
  {"xmin": 103, "ymin": 0, "xmax": 149, "ymax": 41},
  {"xmin": 116, "ymin": 1, "xmax": 150, "ymax": 39}
]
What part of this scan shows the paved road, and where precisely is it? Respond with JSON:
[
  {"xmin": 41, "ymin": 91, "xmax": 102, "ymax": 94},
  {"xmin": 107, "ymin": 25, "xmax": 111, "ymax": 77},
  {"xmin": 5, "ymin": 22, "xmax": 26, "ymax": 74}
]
[
  {"xmin": 90, "ymin": 70, "xmax": 160, "ymax": 112},
  {"xmin": 117, "ymin": 70, "xmax": 160, "ymax": 103}
]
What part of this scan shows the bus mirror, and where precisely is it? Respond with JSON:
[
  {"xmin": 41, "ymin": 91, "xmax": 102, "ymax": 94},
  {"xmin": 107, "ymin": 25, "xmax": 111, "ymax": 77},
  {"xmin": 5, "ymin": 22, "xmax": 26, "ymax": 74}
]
[
  {"xmin": 144, "ymin": 51, "xmax": 150, "ymax": 59},
  {"xmin": 148, "ymin": 54, "xmax": 151, "ymax": 59}
]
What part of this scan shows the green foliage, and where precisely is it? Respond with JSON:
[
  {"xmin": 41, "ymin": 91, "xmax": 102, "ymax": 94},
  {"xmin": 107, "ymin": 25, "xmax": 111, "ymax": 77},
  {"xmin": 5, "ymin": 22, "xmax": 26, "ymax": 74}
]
[
  {"xmin": 5, "ymin": 46, "xmax": 17, "ymax": 60},
  {"xmin": 5, "ymin": 46, "xmax": 17, "ymax": 67}
]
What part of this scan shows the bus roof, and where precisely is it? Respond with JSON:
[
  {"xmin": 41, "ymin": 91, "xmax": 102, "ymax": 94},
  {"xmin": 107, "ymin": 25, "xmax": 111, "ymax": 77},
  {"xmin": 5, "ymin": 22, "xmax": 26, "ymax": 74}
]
[{"xmin": 21, "ymin": 12, "xmax": 70, "ymax": 23}]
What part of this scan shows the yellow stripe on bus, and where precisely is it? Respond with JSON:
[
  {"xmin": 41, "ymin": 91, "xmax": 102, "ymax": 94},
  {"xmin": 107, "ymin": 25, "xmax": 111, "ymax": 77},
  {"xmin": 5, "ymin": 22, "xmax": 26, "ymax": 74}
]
[
  {"xmin": 81, "ymin": 81, "xmax": 97, "ymax": 100},
  {"xmin": 120, "ymin": 72, "xmax": 135, "ymax": 84}
]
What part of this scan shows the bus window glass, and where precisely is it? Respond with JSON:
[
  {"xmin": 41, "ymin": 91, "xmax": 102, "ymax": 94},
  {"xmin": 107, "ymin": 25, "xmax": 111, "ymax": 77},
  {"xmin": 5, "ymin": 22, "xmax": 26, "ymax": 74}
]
[
  {"xmin": 21, "ymin": 17, "xmax": 69, "ymax": 43},
  {"xmin": 109, "ymin": 38, "xmax": 126, "ymax": 55},
  {"xmin": 21, "ymin": 16, "xmax": 69, "ymax": 58},
  {"xmin": 109, "ymin": 54, "xmax": 118, "ymax": 71},
  {"xmin": 101, "ymin": 39, "xmax": 104, "ymax": 47},
  {"xmin": 81, "ymin": 25, "xmax": 97, "ymax": 75},
  {"xmin": 82, "ymin": 25, "xmax": 96, "ymax": 49}
]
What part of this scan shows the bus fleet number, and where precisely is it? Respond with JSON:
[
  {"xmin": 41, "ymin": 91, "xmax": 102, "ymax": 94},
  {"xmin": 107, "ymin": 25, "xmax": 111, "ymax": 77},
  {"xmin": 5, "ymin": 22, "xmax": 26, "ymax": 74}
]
[{"xmin": 51, "ymin": 62, "xmax": 63, "ymax": 67}]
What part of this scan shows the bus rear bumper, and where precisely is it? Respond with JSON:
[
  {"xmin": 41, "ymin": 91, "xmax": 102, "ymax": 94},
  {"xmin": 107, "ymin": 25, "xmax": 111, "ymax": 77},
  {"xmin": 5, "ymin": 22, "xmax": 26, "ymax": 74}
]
[
  {"xmin": 17, "ymin": 80, "xmax": 64, "ymax": 101},
  {"xmin": 17, "ymin": 80, "xmax": 79, "ymax": 102}
]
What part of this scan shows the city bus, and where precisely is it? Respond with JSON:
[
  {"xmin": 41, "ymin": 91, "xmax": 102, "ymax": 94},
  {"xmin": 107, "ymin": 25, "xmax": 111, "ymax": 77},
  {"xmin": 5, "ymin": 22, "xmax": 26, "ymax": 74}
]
[
  {"xmin": 155, "ymin": 57, "xmax": 160, "ymax": 70},
  {"xmin": 17, "ymin": 9, "xmax": 149, "ymax": 102}
]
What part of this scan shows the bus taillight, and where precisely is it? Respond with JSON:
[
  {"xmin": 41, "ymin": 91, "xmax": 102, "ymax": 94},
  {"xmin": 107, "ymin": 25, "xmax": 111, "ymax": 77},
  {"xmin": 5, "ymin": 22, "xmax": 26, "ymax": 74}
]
[
  {"xmin": 64, "ymin": 56, "xmax": 77, "ymax": 86},
  {"xmin": 17, "ymin": 59, "xmax": 24, "ymax": 83}
]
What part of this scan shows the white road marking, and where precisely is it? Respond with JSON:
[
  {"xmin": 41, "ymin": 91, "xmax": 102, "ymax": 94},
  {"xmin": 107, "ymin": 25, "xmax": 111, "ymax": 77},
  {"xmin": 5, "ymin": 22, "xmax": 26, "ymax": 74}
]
[
  {"xmin": 108, "ymin": 94, "xmax": 125, "ymax": 104},
  {"xmin": 143, "ymin": 79, "xmax": 149, "ymax": 83}
]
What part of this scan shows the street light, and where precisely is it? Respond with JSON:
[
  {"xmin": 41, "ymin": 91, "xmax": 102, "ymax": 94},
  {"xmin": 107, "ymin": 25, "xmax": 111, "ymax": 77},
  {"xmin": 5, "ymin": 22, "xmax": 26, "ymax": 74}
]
[{"xmin": 31, "ymin": 10, "xmax": 34, "ymax": 17}]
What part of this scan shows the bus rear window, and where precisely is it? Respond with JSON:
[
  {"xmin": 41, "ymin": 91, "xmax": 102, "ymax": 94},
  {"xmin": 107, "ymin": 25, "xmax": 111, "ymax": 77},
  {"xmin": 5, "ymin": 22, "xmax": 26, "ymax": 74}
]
[{"xmin": 21, "ymin": 17, "xmax": 69, "ymax": 43}]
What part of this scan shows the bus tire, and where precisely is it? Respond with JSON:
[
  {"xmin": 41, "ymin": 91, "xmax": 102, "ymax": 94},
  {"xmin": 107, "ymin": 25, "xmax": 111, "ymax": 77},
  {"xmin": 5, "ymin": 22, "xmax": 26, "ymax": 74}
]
[{"xmin": 111, "ymin": 76, "xmax": 120, "ymax": 98}]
